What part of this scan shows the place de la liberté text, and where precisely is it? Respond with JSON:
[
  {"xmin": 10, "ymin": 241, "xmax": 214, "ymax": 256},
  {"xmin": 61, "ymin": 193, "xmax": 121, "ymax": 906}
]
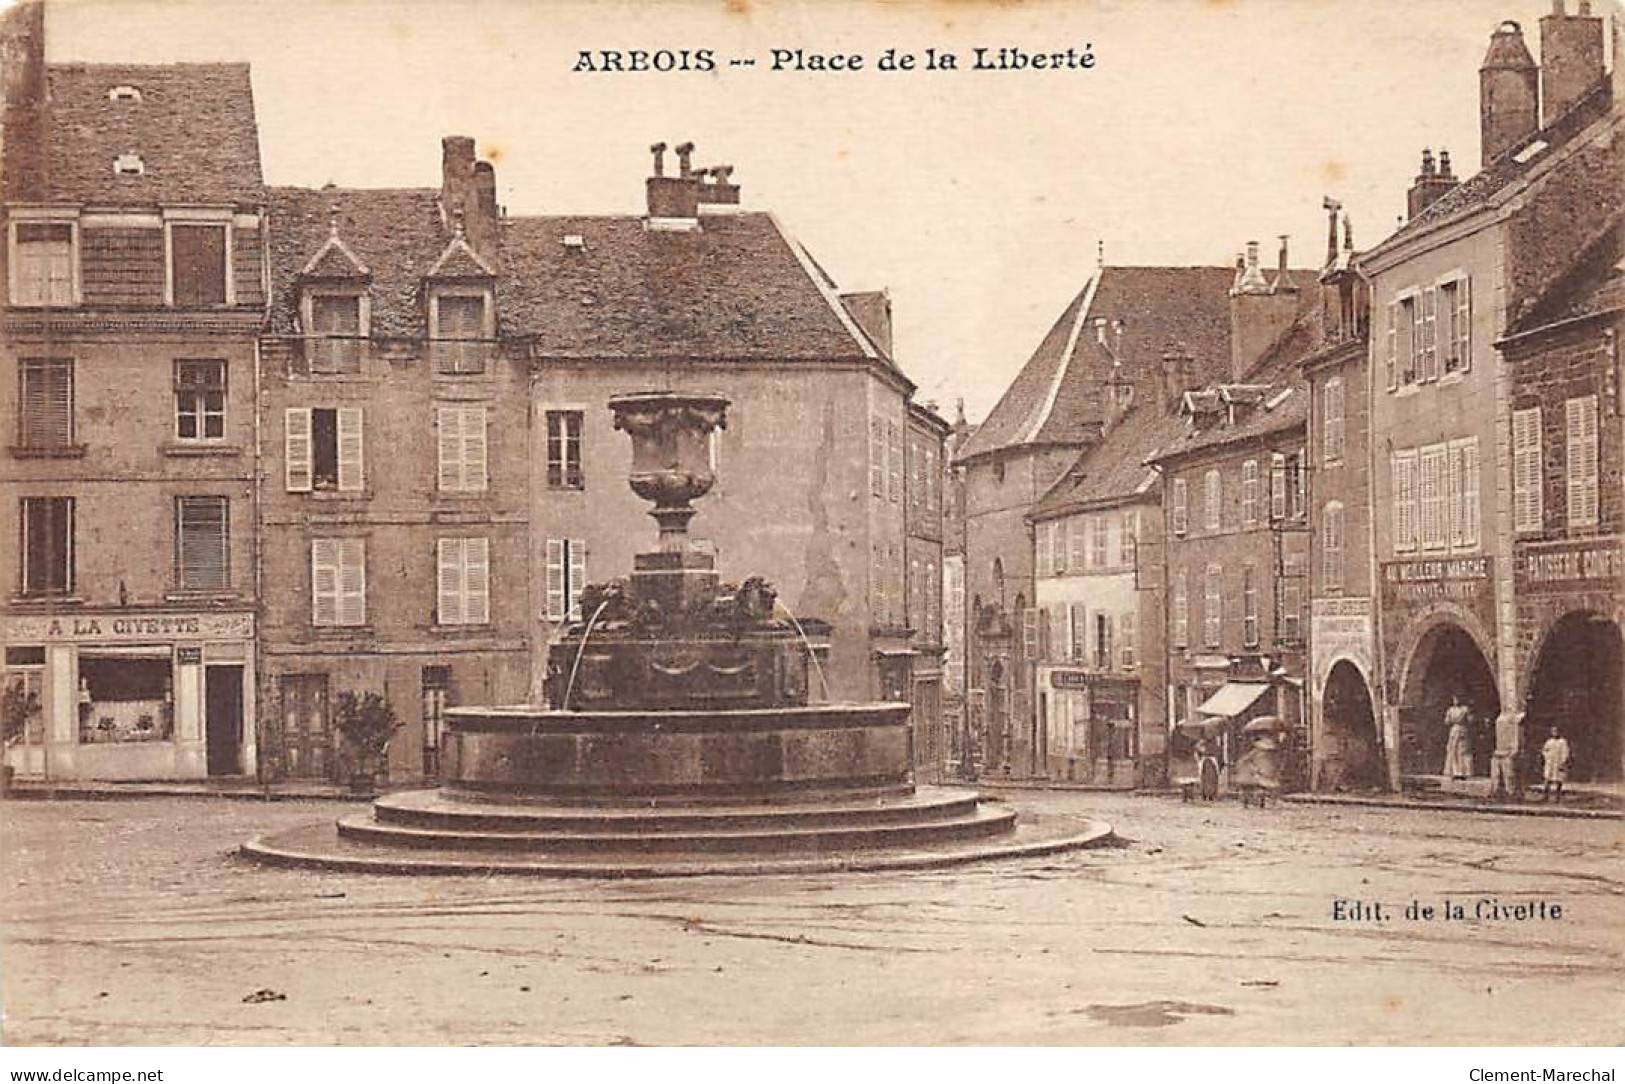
[{"xmin": 571, "ymin": 46, "xmax": 1097, "ymax": 73}]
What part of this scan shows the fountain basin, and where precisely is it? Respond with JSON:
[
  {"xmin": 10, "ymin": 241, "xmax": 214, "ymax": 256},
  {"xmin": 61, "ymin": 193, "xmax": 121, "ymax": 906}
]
[{"xmin": 442, "ymin": 702, "xmax": 912, "ymax": 800}]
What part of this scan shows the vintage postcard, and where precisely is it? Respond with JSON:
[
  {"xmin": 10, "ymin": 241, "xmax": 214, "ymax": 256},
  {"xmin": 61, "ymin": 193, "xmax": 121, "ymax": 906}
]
[{"xmin": 0, "ymin": 0, "xmax": 1621, "ymax": 1062}]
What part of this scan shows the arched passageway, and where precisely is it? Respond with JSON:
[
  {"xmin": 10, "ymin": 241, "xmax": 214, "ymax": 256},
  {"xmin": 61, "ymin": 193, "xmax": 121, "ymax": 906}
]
[
  {"xmin": 1525, "ymin": 612, "xmax": 1623, "ymax": 783},
  {"xmin": 1399, "ymin": 623, "xmax": 1500, "ymax": 778},
  {"xmin": 1320, "ymin": 659, "xmax": 1383, "ymax": 791}
]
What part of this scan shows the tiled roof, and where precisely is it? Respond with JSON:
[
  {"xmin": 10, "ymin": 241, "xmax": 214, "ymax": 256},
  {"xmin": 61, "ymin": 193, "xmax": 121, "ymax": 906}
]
[
  {"xmin": 1376, "ymin": 81, "xmax": 1613, "ymax": 252},
  {"xmin": 955, "ymin": 266, "xmax": 1243, "ymax": 463},
  {"xmin": 500, "ymin": 213, "xmax": 870, "ymax": 360},
  {"xmin": 1031, "ymin": 405, "xmax": 1186, "ymax": 519},
  {"xmin": 1506, "ymin": 218, "xmax": 1625, "ymax": 335},
  {"xmin": 267, "ymin": 186, "xmax": 445, "ymax": 336},
  {"xmin": 18, "ymin": 63, "xmax": 262, "ymax": 204}
]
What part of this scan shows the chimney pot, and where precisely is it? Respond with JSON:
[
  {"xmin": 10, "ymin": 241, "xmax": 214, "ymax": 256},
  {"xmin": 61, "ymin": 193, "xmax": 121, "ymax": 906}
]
[
  {"xmin": 675, "ymin": 141, "xmax": 695, "ymax": 177},
  {"xmin": 650, "ymin": 142, "xmax": 667, "ymax": 177},
  {"xmin": 1439, "ymin": 149, "xmax": 1453, "ymax": 177}
]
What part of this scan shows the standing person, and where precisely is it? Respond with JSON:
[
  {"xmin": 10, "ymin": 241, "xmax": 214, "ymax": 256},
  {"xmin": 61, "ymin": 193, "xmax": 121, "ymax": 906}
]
[
  {"xmin": 1490, "ymin": 708, "xmax": 1524, "ymax": 800},
  {"xmin": 1540, "ymin": 727, "xmax": 1572, "ymax": 803},
  {"xmin": 1441, "ymin": 695, "xmax": 1472, "ymax": 781}
]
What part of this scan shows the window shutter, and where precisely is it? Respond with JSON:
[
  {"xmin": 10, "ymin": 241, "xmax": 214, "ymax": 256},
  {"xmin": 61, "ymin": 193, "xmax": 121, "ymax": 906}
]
[
  {"xmin": 177, "ymin": 496, "xmax": 228, "ymax": 590},
  {"xmin": 1037, "ymin": 522, "xmax": 1052, "ymax": 577},
  {"xmin": 437, "ymin": 538, "xmax": 463, "ymax": 625},
  {"xmin": 285, "ymin": 408, "xmax": 312, "ymax": 492},
  {"xmin": 1513, "ymin": 407, "xmax": 1542, "ymax": 533},
  {"xmin": 1567, "ymin": 396, "xmax": 1599, "ymax": 526},
  {"xmin": 1461, "ymin": 440, "xmax": 1480, "ymax": 547},
  {"xmin": 1270, "ymin": 453, "xmax": 1286, "ymax": 520},
  {"xmin": 1173, "ymin": 571, "xmax": 1188, "ymax": 648},
  {"xmin": 1052, "ymin": 521, "xmax": 1066, "ymax": 573},
  {"xmin": 1445, "ymin": 441, "xmax": 1463, "ymax": 547},
  {"xmin": 567, "ymin": 538, "xmax": 586, "ymax": 620},
  {"xmin": 1204, "ymin": 470, "xmax": 1221, "ymax": 530},
  {"xmin": 464, "ymin": 407, "xmax": 488, "ymax": 491},
  {"xmin": 1120, "ymin": 613, "xmax": 1136, "ymax": 668},
  {"xmin": 466, "ymin": 537, "xmax": 490, "ymax": 625},
  {"xmin": 20, "ymin": 360, "xmax": 72, "ymax": 447},
  {"xmin": 437, "ymin": 407, "xmax": 462, "ymax": 491},
  {"xmin": 1241, "ymin": 460, "xmax": 1258, "ymax": 527},
  {"xmin": 1393, "ymin": 454, "xmax": 1416, "ymax": 552},
  {"xmin": 1421, "ymin": 287, "xmax": 1438, "ymax": 381},
  {"xmin": 1323, "ymin": 504, "xmax": 1342, "ymax": 590},
  {"xmin": 1172, "ymin": 478, "xmax": 1188, "ymax": 535},
  {"xmin": 545, "ymin": 539, "xmax": 565, "ymax": 620},
  {"xmin": 1385, "ymin": 302, "xmax": 1398, "ymax": 389},
  {"xmin": 311, "ymin": 538, "xmax": 338, "ymax": 625},
  {"xmin": 336, "ymin": 407, "xmax": 364, "ymax": 492},
  {"xmin": 1456, "ymin": 277, "xmax": 1472, "ymax": 372},
  {"xmin": 338, "ymin": 538, "xmax": 366, "ymax": 625},
  {"xmin": 1022, "ymin": 607, "xmax": 1038, "ymax": 659},
  {"xmin": 1070, "ymin": 602, "xmax": 1086, "ymax": 661}
]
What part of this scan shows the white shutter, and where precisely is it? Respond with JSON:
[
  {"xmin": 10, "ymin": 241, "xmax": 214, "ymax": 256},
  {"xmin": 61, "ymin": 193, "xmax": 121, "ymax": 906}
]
[
  {"xmin": 1567, "ymin": 396, "xmax": 1599, "ymax": 526},
  {"xmin": 466, "ymin": 537, "xmax": 490, "ymax": 625},
  {"xmin": 464, "ymin": 407, "xmax": 488, "ymax": 492},
  {"xmin": 1513, "ymin": 407, "xmax": 1542, "ymax": 534},
  {"xmin": 437, "ymin": 407, "xmax": 463, "ymax": 492},
  {"xmin": 337, "ymin": 407, "xmax": 364, "ymax": 492},
  {"xmin": 1036, "ymin": 521, "xmax": 1052, "ymax": 577},
  {"xmin": 1241, "ymin": 460, "xmax": 1258, "ymax": 526},
  {"xmin": 285, "ymin": 407, "xmax": 312, "ymax": 492},
  {"xmin": 1270, "ymin": 453, "xmax": 1286, "ymax": 520},
  {"xmin": 1460, "ymin": 440, "xmax": 1480, "ymax": 547},
  {"xmin": 567, "ymin": 539, "xmax": 586, "ymax": 620},
  {"xmin": 437, "ymin": 538, "xmax": 463, "ymax": 625},
  {"xmin": 1455, "ymin": 277, "xmax": 1472, "ymax": 372},
  {"xmin": 1393, "ymin": 454, "xmax": 1416, "ymax": 552},
  {"xmin": 1421, "ymin": 287, "xmax": 1438, "ymax": 381},
  {"xmin": 1445, "ymin": 440, "xmax": 1463, "ymax": 547},
  {"xmin": 337, "ymin": 538, "xmax": 366, "ymax": 625},
  {"xmin": 311, "ymin": 538, "xmax": 338, "ymax": 625},
  {"xmin": 545, "ymin": 539, "xmax": 565, "ymax": 620},
  {"xmin": 1385, "ymin": 302, "xmax": 1398, "ymax": 389}
]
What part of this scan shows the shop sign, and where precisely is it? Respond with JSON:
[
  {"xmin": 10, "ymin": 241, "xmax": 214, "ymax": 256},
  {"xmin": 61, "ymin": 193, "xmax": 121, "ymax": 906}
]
[
  {"xmin": 176, "ymin": 646, "xmax": 203, "ymax": 665},
  {"xmin": 1380, "ymin": 556, "xmax": 1491, "ymax": 606},
  {"xmin": 1050, "ymin": 669, "xmax": 1091, "ymax": 690},
  {"xmin": 2, "ymin": 611, "xmax": 254, "ymax": 644},
  {"xmin": 1515, "ymin": 539, "xmax": 1623, "ymax": 594}
]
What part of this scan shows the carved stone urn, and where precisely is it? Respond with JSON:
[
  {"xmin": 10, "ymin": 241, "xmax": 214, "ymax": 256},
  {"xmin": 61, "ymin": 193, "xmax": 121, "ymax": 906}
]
[{"xmin": 608, "ymin": 391, "xmax": 729, "ymax": 550}]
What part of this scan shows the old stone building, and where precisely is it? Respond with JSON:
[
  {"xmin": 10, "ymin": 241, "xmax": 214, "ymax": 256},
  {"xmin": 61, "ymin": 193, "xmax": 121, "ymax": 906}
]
[
  {"xmin": 905, "ymin": 398, "xmax": 949, "ymax": 779},
  {"xmin": 1300, "ymin": 203, "xmax": 1380, "ymax": 791},
  {"xmin": 1361, "ymin": 6, "xmax": 1620, "ymax": 790},
  {"xmin": 2, "ymin": 37, "xmax": 267, "ymax": 778}
]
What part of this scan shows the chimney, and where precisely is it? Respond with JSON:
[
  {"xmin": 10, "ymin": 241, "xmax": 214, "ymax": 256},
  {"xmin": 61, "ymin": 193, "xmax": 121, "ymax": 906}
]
[
  {"xmin": 1480, "ymin": 20, "xmax": 1540, "ymax": 166},
  {"xmin": 646, "ymin": 139, "xmax": 700, "ymax": 227},
  {"xmin": 1271, "ymin": 235, "xmax": 1297, "ymax": 294},
  {"xmin": 840, "ymin": 290, "xmax": 893, "ymax": 357},
  {"xmin": 1229, "ymin": 239, "xmax": 1301, "ymax": 380},
  {"xmin": 1406, "ymin": 147, "xmax": 1460, "ymax": 219},
  {"xmin": 1, "ymin": 1, "xmax": 44, "ymax": 108},
  {"xmin": 697, "ymin": 164, "xmax": 742, "ymax": 214},
  {"xmin": 440, "ymin": 135, "xmax": 477, "ymax": 228},
  {"xmin": 469, "ymin": 160, "xmax": 499, "ymax": 257},
  {"xmin": 1322, "ymin": 196, "xmax": 1343, "ymax": 270},
  {"xmin": 1541, "ymin": 0, "xmax": 1606, "ymax": 124},
  {"xmin": 1158, "ymin": 342, "xmax": 1197, "ymax": 412}
]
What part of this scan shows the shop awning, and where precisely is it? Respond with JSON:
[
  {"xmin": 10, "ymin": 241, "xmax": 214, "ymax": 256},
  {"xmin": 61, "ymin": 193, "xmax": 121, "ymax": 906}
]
[{"xmin": 1196, "ymin": 682, "xmax": 1271, "ymax": 719}]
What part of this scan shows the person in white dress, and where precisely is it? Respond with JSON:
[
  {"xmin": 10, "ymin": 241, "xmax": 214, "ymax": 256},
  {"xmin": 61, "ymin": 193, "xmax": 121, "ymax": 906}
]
[{"xmin": 1540, "ymin": 727, "xmax": 1572, "ymax": 803}]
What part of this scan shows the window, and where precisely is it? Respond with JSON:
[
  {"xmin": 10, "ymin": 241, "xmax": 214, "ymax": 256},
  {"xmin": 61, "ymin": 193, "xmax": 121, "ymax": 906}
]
[
  {"xmin": 888, "ymin": 421, "xmax": 902, "ymax": 503},
  {"xmin": 1120, "ymin": 511, "xmax": 1137, "ymax": 566},
  {"xmin": 1419, "ymin": 444, "xmax": 1448, "ymax": 550},
  {"xmin": 1120, "ymin": 612, "xmax": 1136, "ymax": 670},
  {"xmin": 437, "ymin": 406, "xmax": 489, "ymax": 493},
  {"xmin": 285, "ymin": 407, "xmax": 363, "ymax": 493},
  {"xmin": 4, "ymin": 647, "xmax": 45, "ymax": 745},
  {"xmin": 1172, "ymin": 478, "xmax": 1188, "ymax": 536},
  {"xmin": 1279, "ymin": 581, "xmax": 1302, "ymax": 643},
  {"xmin": 1203, "ymin": 564, "xmax": 1222, "ymax": 648},
  {"xmin": 1173, "ymin": 569, "xmax": 1189, "ymax": 649},
  {"xmin": 1092, "ymin": 515, "xmax": 1108, "ymax": 568},
  {"xmin": 1241, "ymin": 459, "xmax": 1259, "ymax": 527},
  {"xmin": 1441, "ymin": 277, "xmax": 1471, "ymax": 374},
  {"xmin": 174, "ymin": 360, "xmax": 225, "ymax": 442},
  {"xmin": 311, "ymin": 538, "xmax": 366, "ymax": 626},
  {"xmin": 1069, "ymin": 602, "xmax": 1086, "ymax": 661},
  {"xmin": 1242, "ymin": 564, "xmax": 1259, "ymax": 647},
  {"xmin": 17, "ymin": 358, "xmax": 73, "ymax": 448},
  {"xmin": 1050, "ymin": 521, "xmax": 1066, "ymax": 574},
  {"xmin": 1566, "ymin": 395, "xmax": 1599, "ymax": 527},
  {"xmin": 1392, "ymin": 451, "xmax": 1418, "ymax": 552},
  {"xmin": 870, "ymin": 418, "xmax": 885, "ymax": 497},
  {"xmin": 307, "ymin": 294, "xmax": 363, "ymax": 374},
  {"xmin": 436, "ymin": 537, "xmax": 490, "ymax": 625},
  {"xmin": 1418, "ymin": 287, "xmax": 1438, "ymax": 382},
  {"xmin": 1322, "ymin": 501, "xmax": 1344, "ymax": 591},
  {"xmin": 1069, "ymin": 517, "xmax": 1087, "ymax": 569},
  {"xmin": 925, "ymin": 448, "xmax": 938, "ymax": 514},
  {"xmin": 10, "ymin": 221, "xmax": 75, "ymax": 306},
  {"xmin": 1513, "ymin": 407, "xmax": 1543, "ymax": 534},
  {"xmin": 1094, "ymin": 612, "xmax": 1112, "ymax": 670},
  {"xmin": 1203, "ymin": 469, "xmax": 1221, "ymax": 531},
  {"xmin": 536, "ymin": 408, "xmax": 583, "ymax": 490},
  {"xmin": 1284, "ymin": 452, "xmax": 1306, "ymax": 519},
  {"xmin": 1037, "ymin": 521, "xmax": 1053, "ymax": 577},
  {"xmin": 421, "ymin": 666, "xmax": 451, "ymax": 776},
  {"xmin": 431, "ymin": 293, "xmax": 488, "ymax": 374},
  {"xmin": 170, "ymin": 223, "xmax": 227, "ymax": 307},
  {"xmin": 1270, "ymin": 453, "xmax": 1287, "ymax": 520},
  {"xmin": 175, "ymin": 496, "xmax": 229, "ymax": 591},
  {"xmin": 545, "ymin": 538, "xmax": 586, "ymax": 621},
  {"xmin": 1323, "ymin": 378, "xmax": 1345, "ymax": 463},
  {"xmin": 19, "ymin": 497, "xmax": 72, "ymax": 596},
  {"xmin": 1449, "ymin": 438, "xmax": 1480, "ymax": 549},
  {"xmin": 1021, "ymin": 605, "xmax": 1038, "ymax": 660}
]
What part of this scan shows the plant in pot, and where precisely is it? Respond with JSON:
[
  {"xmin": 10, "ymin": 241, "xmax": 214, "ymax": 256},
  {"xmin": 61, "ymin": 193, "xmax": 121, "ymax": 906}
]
[
  {"xmin": 1, "ymin": 680, "xmax": 39, "ymax": 798},
  {"xmin": 333, "ymin": 691, "xmax": 401, "ymax": 795}
]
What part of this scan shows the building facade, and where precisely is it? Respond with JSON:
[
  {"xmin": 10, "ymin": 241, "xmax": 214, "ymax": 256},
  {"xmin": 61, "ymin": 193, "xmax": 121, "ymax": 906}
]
[
  {"xmin": 2, "ymin": 44, "xmax": 267, "ymax": 780},
  {"xmin": 905, "ymin": 400, "xmax": 948, "ymax": 779}
]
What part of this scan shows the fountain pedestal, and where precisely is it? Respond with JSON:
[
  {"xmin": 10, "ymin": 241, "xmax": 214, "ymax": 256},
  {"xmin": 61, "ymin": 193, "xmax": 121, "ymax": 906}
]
[{"xmin": 243, "ymin": 391, "xmax": 1113, "ymax": 876}]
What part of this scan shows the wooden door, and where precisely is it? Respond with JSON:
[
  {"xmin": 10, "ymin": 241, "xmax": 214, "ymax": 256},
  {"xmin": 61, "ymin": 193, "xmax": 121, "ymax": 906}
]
[{"xmin": 279, "ymin": 673, "xmax": 330, "ymax": 780}]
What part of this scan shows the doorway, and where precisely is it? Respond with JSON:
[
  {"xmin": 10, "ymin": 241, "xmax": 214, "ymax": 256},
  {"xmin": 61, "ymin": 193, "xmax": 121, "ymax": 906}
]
[
  {"xmin": 1525, "ymin": 612, "xmax": 1623, "ymax": 782},
  {"xmin": 205, "ymin": 665, "xmax": 244, "ymax": 776},
  {"xmin": 279, "ymin": 673, "xmax": 331, "ymax": 780}
]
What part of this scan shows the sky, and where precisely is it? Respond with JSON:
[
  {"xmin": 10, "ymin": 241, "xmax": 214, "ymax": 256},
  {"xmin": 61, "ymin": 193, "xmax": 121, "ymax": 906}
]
[{"xmin": 38, "ymin": 0, "xmax": 1584, "ymax": 419}]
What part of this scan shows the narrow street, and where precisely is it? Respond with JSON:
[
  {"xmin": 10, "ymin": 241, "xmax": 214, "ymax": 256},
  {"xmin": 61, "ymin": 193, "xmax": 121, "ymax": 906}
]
[{"xmin": 2, "ymin": 792, "xmax": 1620, "ymax": 1045}]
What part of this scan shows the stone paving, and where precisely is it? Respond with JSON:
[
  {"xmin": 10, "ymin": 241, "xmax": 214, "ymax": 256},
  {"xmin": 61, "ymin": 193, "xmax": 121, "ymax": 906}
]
[{"xmin": 1, "ymin": 791, "xmax": 1620, "ymax": 1045}]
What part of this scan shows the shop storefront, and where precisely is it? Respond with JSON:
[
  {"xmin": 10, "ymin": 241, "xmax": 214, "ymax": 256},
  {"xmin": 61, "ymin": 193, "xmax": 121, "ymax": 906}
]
[
  {"xmin": 1038, "ymin": 665, "xmax": 1138, "ymax": 786},
  {"xmin": 2, "ymin": 611, "xmax": 255, "ymax": 781}
]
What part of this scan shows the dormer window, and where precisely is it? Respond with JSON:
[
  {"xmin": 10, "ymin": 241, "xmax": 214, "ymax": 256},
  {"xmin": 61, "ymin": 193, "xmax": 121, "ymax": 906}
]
[
  {"xmin": 113, "ymin": 153, "xmax": 145, "ymax": 176},
  {"xmin": 166, "ymin": 218, "xmax": 232, "ymax": 307},
  {"xmin": 429, "ymin": 289, "xmax": 493, "ymax": 375},
  {"xmin": 8, "ymin": 218, "xmax": 78, "ymax": 307},
  {"xmin": 107, "ymin": 85, "xmax": 142, "ymax": 103},
  {"xmin": 303, "ymin": 291, "xmax": 368, "ymax": 374}
]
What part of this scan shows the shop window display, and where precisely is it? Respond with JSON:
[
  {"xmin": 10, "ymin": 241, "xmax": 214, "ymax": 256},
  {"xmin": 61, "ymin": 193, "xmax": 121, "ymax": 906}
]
[{"xmin": 77, "ymin": 655, "xmax": 173, "ymax": 743}]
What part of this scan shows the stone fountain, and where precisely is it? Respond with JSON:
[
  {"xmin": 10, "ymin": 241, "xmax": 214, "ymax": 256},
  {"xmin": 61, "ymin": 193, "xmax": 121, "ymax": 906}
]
[{"xmin": 245, "ymin": 392, "xmax": 1111, "ymax": 876}]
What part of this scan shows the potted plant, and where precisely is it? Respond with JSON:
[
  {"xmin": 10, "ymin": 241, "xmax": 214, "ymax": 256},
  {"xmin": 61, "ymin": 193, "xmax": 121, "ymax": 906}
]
[
  {"xmin": 333, "ymin": 691, "xmax": 401, "ymax": 795},
  {"xmin": 1, "ymin": 680, "xmax": 39, "ymax": 798}
]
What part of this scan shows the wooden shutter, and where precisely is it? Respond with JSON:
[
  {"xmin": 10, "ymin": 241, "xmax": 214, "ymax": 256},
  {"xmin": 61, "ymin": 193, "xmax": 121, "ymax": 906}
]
[
  {"xmin": 1393, "ymin": 453, "xmax": 1416, "ymax": 552},
  {"xmin": 1445, "ymin": 440, "xmax": 1463, "ymax": 547},
  {"xmin": 437, "ymin": 407, "xmax": 463, "ymax": 491},
  {"xmin": 1172, "ymin": 478, "xmax": 1188, "ymax": 535},
  {"xmin": 1120, "ymin": 612, "xmax": 1136, "ymax": 668},
  {"xmin": 1455, "ymin": 278, "xmax": 1472, "ymax": 372},
  {"xmin": 1270, "ymin": 453, "xmax": 1286, "ymax": 520},
  {"xmin": 1567, "ymin": 396, "xmax": 1599, "ymax": 526},
  {"xmin": 336, "ymin": 407, "xmax": 364, "ymax": 492},
  {"xmin": 545, "ymin": 539, "xmax": 565, "ymax": 620},
  {"xmin": 1460, "ymin": 440, "xmax": 1480, "ymax": 547},
  {"xmin": 311, "ymin": 538, "xmax": 339, "ymax": 625},
  {"xmin": 1513, "ymin": 407, "xmax": 1542, "ymax": 533},
  {"xmin": 19, "ymin": 359, "xmax": 72, "ymax": 447},
  {"xmin": 1173, "ymin": 571, "xmax": 1188, "ymax": 648},
  {"xmin": 466, "ymin": 537, "xmax": 490, "ymax": 625},
  {"xmin": 567, "ymin": 539, "xmax": 586, "ymax": 620},
  {"xmin": 1323, "ymin": 503, "xmax": 1342, "ymax": 590},
  {"xmin": 285, "ymin": 408, "xmax": 312, "ymax": 491},
  {"xmin": 337, "ymin": 537, "xmax": 366, "ymax": 626},
  {"xmin": 1385, "ymin": 301, "xmax": 1398, "ymax": 389},
  {"xmin": 1242, "ymin": 460, "xmax": 1258, "ymax": 526},
  {"xmin": 171, "ymin": 224, "xmax": 227, "ymax": 307},
  {"xmin": 463, "ymin": 407, "xmax": 487, "ymax": 491},
  {"xmin": 1021, "ymin": 607, "xmax": 1037, "ymax": 659},
  {"xmin": 437, "ymin": 538, "xmax": 464, "ymax": 625},
  {"xmin": 1204, "ymin": 470, "xmax": 1221, "ymax": 530},
  {"xmin": 177, "ymin": 496, "xmax": 228, "ymax": 590},
  {"xmin": 1037, "ymin": 521, "xmax": 1052, "ymax": 577},
  {"xmin": 1325, "ymin": 379, "xmax": 1344, "ymax": 462},
  {"xmin": 1421, "ymin": 287, "xmax": 1438, "ymax": 381}
]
